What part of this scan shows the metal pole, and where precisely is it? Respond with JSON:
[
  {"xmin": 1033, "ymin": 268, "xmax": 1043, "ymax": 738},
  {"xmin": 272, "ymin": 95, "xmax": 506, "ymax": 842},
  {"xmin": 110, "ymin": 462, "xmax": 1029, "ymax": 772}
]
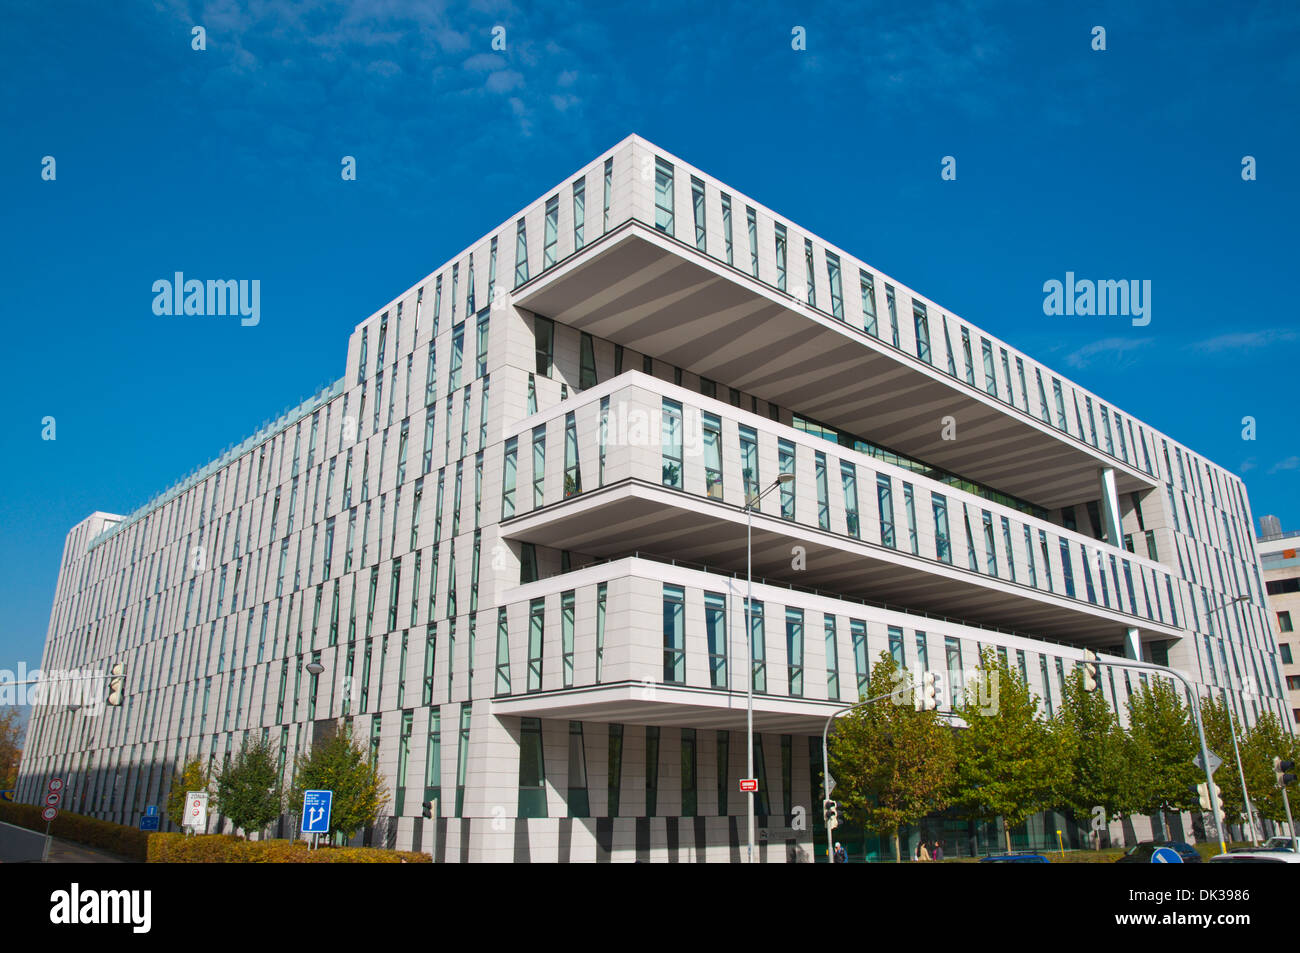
[
  {"xmin": 1090, "ymin": 657, "xmax": 1226, "ymax": 854},
  {"xmin": 1282, "ymin": 785, "xmax": 1297, "ymax": 850},
  {"xmin": 746, "ymin": 499, "xmax": 754, "ymax": 865},
  {"xmin": 1223, "ymin": 697, "xmax": 1259, "ymax": 844}
]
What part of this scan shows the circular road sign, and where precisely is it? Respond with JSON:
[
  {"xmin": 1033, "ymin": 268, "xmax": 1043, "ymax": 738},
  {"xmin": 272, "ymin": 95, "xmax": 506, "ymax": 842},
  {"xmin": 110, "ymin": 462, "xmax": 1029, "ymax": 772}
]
[
  {"xmin": 1151, "ymin": 847, "xmax": 1183, "ymax": 863},
  {"xmin": 41, "ymin": 806, "xmax": 58, "ymax": 822},
  {"xmin": 47, "ymin": 777, "xmax": 64, "ymax": 793},
  {"xmin": 45, "ymin": 792, "xmax": 60, "ymax": 807}
]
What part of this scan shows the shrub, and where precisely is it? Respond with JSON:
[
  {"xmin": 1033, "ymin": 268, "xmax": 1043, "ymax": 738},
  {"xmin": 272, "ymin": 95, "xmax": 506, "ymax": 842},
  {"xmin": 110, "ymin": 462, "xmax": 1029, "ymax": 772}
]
[
  {"xmin": 0, "ymin": 801, "xmax": 149, "ymax": 862},
  {"xmin": 147, "ymin": 832, "xmax": 429, "ymax": 863}
]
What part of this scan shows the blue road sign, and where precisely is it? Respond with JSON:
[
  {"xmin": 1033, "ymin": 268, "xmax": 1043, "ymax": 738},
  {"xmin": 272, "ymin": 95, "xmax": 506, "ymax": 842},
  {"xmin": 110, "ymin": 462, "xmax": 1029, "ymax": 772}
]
[
  {"xmin": 1151, "ymin": 847, "xmax": 1183, "ymax": 863},
  {"xmin": 146, "ymin": 804, "xmax": 158, "ymax": 817},
  {"xmin": 302, "ymin": 790, "xmax": 333, "ymax": 834},
  {"xmin": 0, "ymin": 789, "xmax": 14, "ymax": 802},
  {"xmin": 139, "ymin": 815, "xmax": 160, "ymax": 832}
]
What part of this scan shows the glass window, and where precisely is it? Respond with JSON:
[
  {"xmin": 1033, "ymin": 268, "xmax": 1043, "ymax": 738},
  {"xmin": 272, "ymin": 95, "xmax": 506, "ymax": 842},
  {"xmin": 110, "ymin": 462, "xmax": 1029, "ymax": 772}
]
[
  {"xmin": 746, "ymin": 206, "xmax": 759, "ymax": 277},
  {"xmin": 877, "ymin": 474, "xmax": 895, "ymax": 548},
  {"xmin": 1001, "ymin": 516, "xmax": 1016, "ymax": 582},
  {"xmin": 778, "ymin": 439, "xmax": 796, "ymax": 519},
  {"xmin": 825, "ymin": 615, "xmax": 840, "ymax": 700},
  {"xmin": 1059, "ymin": 539, "xmax": 1076, "ymax": 597},
  {"xmin": 748, "ymin": 598, "xmax": 766, "ymax": 693},
  {"xmin": 851, "ymin": 619, "xmax": 869, "ymax": 697},
  {"xmin": 533, "ymin": 316, "xmax": 553, "ymax": 377},
  {"xmin": 527, "ymin": 598, "xmax": 544, "ymax": 692},
  {"xmin": 564, "ymin": 412, "xmax": 581, "ymax": 498},
  {"xmin": 680, "ymin": 728, "xmax": 697, "ymax": 817},
  {"xmin": 786, "ymin": 608, "xmax": 804, "ymax": 697},
  {"xmin": 645, "ymin": 726, "xmax": 661, "ymax": 815},
  {"xmin": 602, "ymin": 157, "xmax": 613, "ymax": 233},
  {"xmin": 826, "ymin": 251, "xmax": 844, "ymax": 319},
  {"xmin": 531, "ymin": 426, "xmax": 545, "ymax": 508},
  {"xmin": 774, "ymin": 223, "xmax": 787, "ymax": 292},
  {"xmin": 841, "ymin": 461, "xmax": 860, "ymax": 538},
  {"xmin": 476, "ymin": 311, "xmax": 490, "ymax": 379},
  {"xmin": 691, "ymin": 176, "xmax": 706, "ymax": 251},
  {"xmin": 654, "ymin": 157, "xmax": 674, "ymax": 235},
  {"xmin": 982, "ymin": 510, "xmax": 998, "ymax": 576},
  {"xmin": 913, "ymin": 303, "xmax": 932, "ymax": 364},
  {"xmin": 903, "ymin": 483, "xmax": 918, "ymax": 554},
  {"xmin": 814, "ymin": 451, "xmax": 830, "ymax": 529},
  {"xmin": 662, "ymin": 399, "xmax": 683, "ymax": 488},
  {"xmin": 607, "ymin": 723, "xmax": 622, "ymax": 815},
  {"xmin": 572, "ymin": 178, "xmax": 585, "ymax": 250},
  {"xmin": 494, "ymin": 607, "xmax": 511, "ymax": 696},
  {"xmin": 720, "ymin": 192, "xmax": 734, "ymax": 265},
  {"xmin": 562, "ymin": 590, "xmax": 575, "ymax": 688},
  {"xmin": 932, "ymin": 493, "xmax": 951, "ymax": 563},
  {"xmin": 860, "ymin": 270, "xmax": 878, "ymax": 337},
  {"xmin": 703, "ymin": 413, "xmax": 723, "ymax": 499},
  {"xmin": 1052, "ymin": 378, "xmax": 1068, "ymax": 431},
  {"xmin": 945, "ymin": 637, "xmax": 964, "ymax": 708},
  {"xmin": 1000, "ymin": 349, "xmax": 1014, "ymax": 406},
  {"xmin": 889, "ymin": 626, "xmax": 904, "ymax": 668},
  {"xmin": 739, "ymin": 425, "xmax": 759, "ymax": 499},
  {"xmin": 568, "ymin": 722, "xmax": 590, "ymax": 817},
  {"xmin": 513, "ymin": 217, "xmax": 529, "ymax": 287},
  {"xmin": 1279, "ymin": 612, "xmax": 1294, "ymax": 634},
  {"xmin": 960, "ymin": 327, "xmax": 975, "ymax": 385},
  {"xmin": 449, "ymin": 321, "xmax": 465, "ymax": 392},
  {"xmin": 981, "ymin": 338, "xmax": 998, "ymax": 398},
  {"xmin": 804, "ymin": 239, "xmax": 817, "ymax": 307},
  {"xmin": 663, "ymin": 584, "xmax": 686, "ymax": 683},
  {"xmin": 518, "ymin": 717, "xmax": 547, "ymax": 818},
  {"xmin": 886, "ymin": 284, "xmax": 899, "ymax": 347},
  {"xmin": 705, "ymin": 591, "xmax": 727, "ymax": 688},
  {"xmin": 941, "ymin": 317, "xmax": 957, "ymax": 377},
  {"xmin": 579, "ymin": 332, "xmax": 597, "ymax": 390}
]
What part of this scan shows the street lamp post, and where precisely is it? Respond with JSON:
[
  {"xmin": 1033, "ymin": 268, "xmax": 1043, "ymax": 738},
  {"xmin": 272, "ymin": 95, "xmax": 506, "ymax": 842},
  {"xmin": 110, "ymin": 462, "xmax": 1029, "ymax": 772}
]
[
  {"xmin": 1206, "ymin": 594, "xmax": 1259, "ymax": 844},
  {"xmin": 744, "ymin": 472, "xmax": 794, "ymax": 864}
]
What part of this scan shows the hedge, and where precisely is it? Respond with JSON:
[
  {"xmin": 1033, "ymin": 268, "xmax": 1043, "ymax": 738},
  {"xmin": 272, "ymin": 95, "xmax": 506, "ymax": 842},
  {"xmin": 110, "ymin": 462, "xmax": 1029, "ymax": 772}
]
[
  {"xmin": 148, "ymin": 833, "xmax": 431, "ymax": 863},
  {"xmin": 0, "ymin": 801, "xmax": 149, "ymax": 862}
]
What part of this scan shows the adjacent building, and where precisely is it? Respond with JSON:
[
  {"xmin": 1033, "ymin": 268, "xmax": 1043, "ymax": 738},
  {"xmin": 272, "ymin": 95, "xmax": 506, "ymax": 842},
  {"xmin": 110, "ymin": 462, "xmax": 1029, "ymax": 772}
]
[
  {"xmin": 17, "ymin": 135, "xmax": 1290, "ymax": 861},
  {"xmin": 1258, "ymin": 522, "xmax": 1300, "ymax": 726}
]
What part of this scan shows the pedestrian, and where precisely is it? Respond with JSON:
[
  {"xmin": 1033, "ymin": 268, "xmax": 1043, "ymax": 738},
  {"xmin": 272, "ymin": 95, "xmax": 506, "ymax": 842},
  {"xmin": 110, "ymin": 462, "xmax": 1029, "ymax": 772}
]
[
  {"xmin": 833, "ymin": 841, "xmax": 847, "ymax": 864},
  {"xmin": 917, "ymin": 840, "xmax": 931, "ymax": 862},
  {"xmin": 933, "ymin": 840, "xmax": 944, "ymax": 862}
]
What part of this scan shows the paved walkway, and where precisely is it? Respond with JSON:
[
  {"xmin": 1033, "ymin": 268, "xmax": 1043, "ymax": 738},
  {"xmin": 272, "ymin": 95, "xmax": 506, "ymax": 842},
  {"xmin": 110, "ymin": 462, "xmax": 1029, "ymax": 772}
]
[{"xmin": 42, "ymin": 837, "xmax": 130, "ymax": 863}]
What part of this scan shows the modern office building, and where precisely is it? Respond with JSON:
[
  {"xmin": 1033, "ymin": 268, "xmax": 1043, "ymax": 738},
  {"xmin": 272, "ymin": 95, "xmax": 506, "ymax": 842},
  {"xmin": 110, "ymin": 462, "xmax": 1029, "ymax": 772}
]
[
  {"xmin": 17, "ymin": 135, "xmax": 1290, "ymax": 861},
  {"xmin": 1258, "ymin": 522, "xmax": 1300, "ymax": 726}
]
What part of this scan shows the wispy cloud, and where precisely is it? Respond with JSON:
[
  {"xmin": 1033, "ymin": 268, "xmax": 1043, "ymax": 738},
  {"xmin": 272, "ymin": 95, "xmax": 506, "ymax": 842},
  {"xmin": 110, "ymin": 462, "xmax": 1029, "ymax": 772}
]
[
  {"xmin": 1063, "ymin": 336, "xmax": 1154, "ymax": 370},
  {"xmin": 1186, "ymin": 328, "xmax": 1300, "ymax": 354},
  {"xmin": 1267, "ymin": 456, "xmax": 1300, "ymax": 475}
]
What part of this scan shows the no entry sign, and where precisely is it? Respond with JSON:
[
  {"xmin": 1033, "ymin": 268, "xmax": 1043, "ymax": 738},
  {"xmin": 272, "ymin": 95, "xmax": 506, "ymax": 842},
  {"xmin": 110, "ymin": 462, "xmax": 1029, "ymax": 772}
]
[{"xmin": 739, "ymin": 779, "xmax": 758, "ymax": 792}]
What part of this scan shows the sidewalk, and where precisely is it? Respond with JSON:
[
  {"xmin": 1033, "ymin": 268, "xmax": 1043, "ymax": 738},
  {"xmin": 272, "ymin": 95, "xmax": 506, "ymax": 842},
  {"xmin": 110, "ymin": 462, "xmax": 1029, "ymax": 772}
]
[{"xmin": 42, "ymin": 837, "xmax": 130, "ymax": 863}]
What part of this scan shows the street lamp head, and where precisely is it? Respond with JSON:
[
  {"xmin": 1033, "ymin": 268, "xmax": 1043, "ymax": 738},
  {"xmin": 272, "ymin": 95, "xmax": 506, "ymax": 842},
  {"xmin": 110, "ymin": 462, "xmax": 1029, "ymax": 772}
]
[
  {"xmin": 775, "ymin": 472, "xmax": 795, "ymax": 484},
  {"xmin": 305, "ymin": 662, "xmax": 324, "ymax": 675}
]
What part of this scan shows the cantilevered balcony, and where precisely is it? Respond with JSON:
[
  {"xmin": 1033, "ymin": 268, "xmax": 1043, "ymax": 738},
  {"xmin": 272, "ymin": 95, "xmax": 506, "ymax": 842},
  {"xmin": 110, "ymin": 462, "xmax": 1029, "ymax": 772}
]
[
  {"xmin": 512, "ymin": 220, "xmax": 1157, "ymax": 512},
  {"xmin": 499, "ymin": 375, "xmax": 1184, "ymax": 650}
]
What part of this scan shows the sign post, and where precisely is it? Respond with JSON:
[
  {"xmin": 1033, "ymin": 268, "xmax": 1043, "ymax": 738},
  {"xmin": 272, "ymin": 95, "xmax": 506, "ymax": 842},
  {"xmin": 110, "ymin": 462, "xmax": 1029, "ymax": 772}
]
[
  {"xmin": 302, "ymin": 790, "xmax": 333, "ymax": 850},
  {"xmin": 186, "ymin": 791, "xmax": 209, "ymax": 835},
  {"xmin": 42, "ymin": 777, "xmax": 63, "ymax": 862}
]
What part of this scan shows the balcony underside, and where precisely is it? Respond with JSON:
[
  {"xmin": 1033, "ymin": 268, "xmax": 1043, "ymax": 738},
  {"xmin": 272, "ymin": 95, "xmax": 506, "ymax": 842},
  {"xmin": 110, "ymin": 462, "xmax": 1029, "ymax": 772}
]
[
  {"xmin": 501, "ymin": 482, "xmax": 1182, "ymax": 650},
  {"xmin": 515, "ymin": 225, "xmax": 1155, "ymax": 512},
  {"xmin": 492, "ymin": 681, "xmax": 840, "ymax": 734}
]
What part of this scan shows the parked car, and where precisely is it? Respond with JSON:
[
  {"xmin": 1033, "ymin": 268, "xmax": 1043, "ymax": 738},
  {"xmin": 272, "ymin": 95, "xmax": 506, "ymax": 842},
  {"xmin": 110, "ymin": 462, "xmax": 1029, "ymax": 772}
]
[
  {"xmin": 1210, "ymin": 850, "xmax": 1300, "ymax": 863},
  {"xmin": 1115, "ymin": 841, "xmax": 1203, "ymax": 863},
  {"xmin": 979, "ymin": 852, "xmax": 1049, "ymax": 863},
  {"xmin": 1229, "ymin": 836, "xmax": 1299, "ymax": 854}
]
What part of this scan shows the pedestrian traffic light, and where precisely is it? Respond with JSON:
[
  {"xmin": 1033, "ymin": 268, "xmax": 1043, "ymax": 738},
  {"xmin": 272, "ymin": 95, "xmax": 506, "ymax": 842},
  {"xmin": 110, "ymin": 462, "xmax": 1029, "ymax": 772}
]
[
  {"xmin": 1081, "ymin": 650, "xmax": 1098, "ymax": 693},
  {"xmin": 421, "ymin": 800, "xmax": 433, "ymax": 819},
  {"xmin": 914, "ymin": 671, "xmax": 937, "ymax": 710},
  {"xmin": 1274, "ymin": 757, "xmax": 1297, "ymax": 788},
  {"xmin": 106, "ymin": 662, "xmax": 126, "ymax": 707},
  {"xmin": 823, "ymin": 799, "xmax": 839, "ymax": 830}
]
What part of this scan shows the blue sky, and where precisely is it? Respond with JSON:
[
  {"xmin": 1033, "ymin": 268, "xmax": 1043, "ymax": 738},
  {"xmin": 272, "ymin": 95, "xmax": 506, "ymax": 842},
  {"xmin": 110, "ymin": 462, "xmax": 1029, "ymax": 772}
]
[{"xmin": 2, "ymin": 0, "xmax": 1298, "ymax": 677}]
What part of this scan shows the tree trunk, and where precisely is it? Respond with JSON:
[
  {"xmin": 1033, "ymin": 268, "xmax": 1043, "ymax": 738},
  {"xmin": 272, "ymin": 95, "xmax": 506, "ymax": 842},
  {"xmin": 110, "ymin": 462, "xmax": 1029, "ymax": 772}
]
[
  {"xmin": 893, "ymin": 831, "xmax": 901, "ymax": 863},
  {"xmin": 1004, "ymin": 820, "xmax": 1012, "ymax": 854}
]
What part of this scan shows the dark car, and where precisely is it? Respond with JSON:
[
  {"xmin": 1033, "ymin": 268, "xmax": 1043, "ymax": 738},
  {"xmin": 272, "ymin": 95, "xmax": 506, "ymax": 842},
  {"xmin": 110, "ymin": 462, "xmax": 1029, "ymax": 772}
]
[
  {"xmin": 979, "ymin": 853, "xmax": 1049, "ymax": 863},
  {"xmin": 1115, "ymin": 841, "xmax": 1203, "ymax": 864}
]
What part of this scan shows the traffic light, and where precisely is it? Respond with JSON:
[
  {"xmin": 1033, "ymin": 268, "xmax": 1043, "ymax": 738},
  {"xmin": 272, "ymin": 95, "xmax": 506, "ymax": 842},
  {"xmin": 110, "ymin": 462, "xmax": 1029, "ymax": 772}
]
[
  {"xmin": 421, "ymin": 800, "xmax": 433, "ymax": 820},
  {"xmin": 1274, "ymin": 757, "xmax": 1297, "ymax": 789},
  {"xmin": 1198, "ymin": 782, "xmax": 1224, "ymax": 826},
  {"xmin": 914, "ymin": 671, "xmax": 937, "ymax": 711},
  {"xmin": 1081, "ymin": 650, "xmax": 1098, "ymax": 692},
  {"xmin": 106, "ymin": 662, "xmax": 126, "ymax": 707},
  {"xmin": 823, "ymin": 799, "xmax": 839, "ymax": 830}
]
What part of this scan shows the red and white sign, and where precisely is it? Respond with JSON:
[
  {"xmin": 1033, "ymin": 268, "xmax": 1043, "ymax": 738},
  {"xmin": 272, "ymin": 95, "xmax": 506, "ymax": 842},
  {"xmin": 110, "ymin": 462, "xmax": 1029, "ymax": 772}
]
[
  {"xmin": 186, "ymin": 791, "xmax": 209, "ymax": 831},
  {"xmin": 47, "ymin": 777, "xmax": 64, "ymax": 793},
  {"xmin": 45, "ymin": 792, "xmax": 60, "ymax": 807},
  {"xmin": 42, "ymin": 806, "xmax": 58, "ymax": 822},
  {"xmin": 739, "ymin": 778, "xmax": 758, "ymax": 792}
]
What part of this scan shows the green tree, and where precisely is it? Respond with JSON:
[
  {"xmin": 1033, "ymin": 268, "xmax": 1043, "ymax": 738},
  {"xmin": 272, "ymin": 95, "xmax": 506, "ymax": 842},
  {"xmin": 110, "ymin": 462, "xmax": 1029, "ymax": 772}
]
[
  {"xmin": 1126, "ymin": 678, "xmax": 1199, "ymax": 831},
  {"xmin": 828, "ymin": 652, "xmax": 956, "ymax": 862},
  {"xmin": 1055, "ymin": 669, "xmax": 1135, "ymax": 823},
  {"xmin": 214, "ymin": 739, "xmax": 283, "ymax": 838},
  {"xmin": 951, "ymin": 648, "xmax": 1070, "ymax": 853},
  {"xmin": 0, "ymin": 708, "xmax": 22, "ymax": 791},
  {"xmin": 166, "ymin": 759, "xmax": 211, "ymax": 829},
  {"xmin": 1197, "ymin": 697, "xmax": 1249, "ymax": 821},
  {"xmin": 289, "ymin": 724, "xmax": 388, "ymax": 841},
  {"xmin": 1241, "ymin": 712, "xmax": 1300, "ymax": 824}
]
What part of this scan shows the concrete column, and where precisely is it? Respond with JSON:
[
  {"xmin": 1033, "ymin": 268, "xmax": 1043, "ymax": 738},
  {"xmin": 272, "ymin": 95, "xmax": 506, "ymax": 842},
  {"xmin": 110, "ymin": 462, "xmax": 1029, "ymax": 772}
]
[
  {"xmin": 1124, "ymin": 627, "xmax": 1142, "ymax": 661},
  {"xmin": 1099, "ymin": 466, "xmax": 1122, "ymax": 546}
]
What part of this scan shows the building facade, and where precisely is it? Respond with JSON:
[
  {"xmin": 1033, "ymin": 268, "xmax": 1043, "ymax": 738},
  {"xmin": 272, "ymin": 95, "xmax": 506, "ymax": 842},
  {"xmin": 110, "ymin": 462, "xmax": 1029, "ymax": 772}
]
[
  {"xmin": 1259, "ymin": 526, "xmax": 1300, "ymax": 726},
  {"xmin": 17, "ymin": 135, "xmax": 1291, "ymax": 861}
]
